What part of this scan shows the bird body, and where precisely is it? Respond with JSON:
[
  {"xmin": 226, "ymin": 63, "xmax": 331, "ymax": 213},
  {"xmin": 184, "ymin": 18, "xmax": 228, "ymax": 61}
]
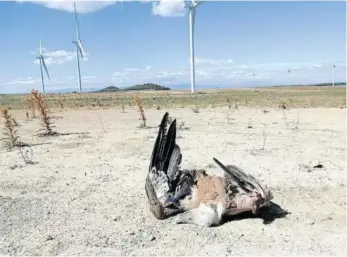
[{"xmin": 145, "ymin": 112, "xmax": 274, "ymax": 227}]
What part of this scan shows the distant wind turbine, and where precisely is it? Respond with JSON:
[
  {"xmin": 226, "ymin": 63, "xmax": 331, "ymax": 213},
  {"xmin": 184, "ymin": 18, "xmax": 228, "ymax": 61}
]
[
  {"xmin": 72, "ymin": 2, "xmax": 87, "ymax": 93},
  {"xmin": 186, "ymin": 0, "xmax": 203, "ymax": 94},
  {"xmin": 288, "ymin": 69, "xmax": 291, "ymax": 84},
  {"xmin": 332, "ymin": 64, "xmax": 336, "ymax": 87},
  {"xmin": 252, "ymin": 73, "xmax": 256, "ymax": 87},
  {"xmin": 36, "ymin": 37, "xmax": 50, "ymax": 93}
]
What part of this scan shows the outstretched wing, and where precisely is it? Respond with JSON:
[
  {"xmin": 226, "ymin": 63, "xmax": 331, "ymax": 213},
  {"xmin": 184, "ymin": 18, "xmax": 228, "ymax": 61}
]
[
  {"xmin": 145, "ymin": 112, "xmax": 185, "ymax": 219},
  {"xmin": 213, "ymin": 158, "xmax": 273, "ymax": 202}
]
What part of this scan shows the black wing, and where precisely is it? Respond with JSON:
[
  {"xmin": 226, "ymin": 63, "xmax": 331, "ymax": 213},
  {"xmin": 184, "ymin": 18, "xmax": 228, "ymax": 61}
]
[
  {"xmin": 145, "ymin": 112, "xmax": 185, "ymax": 219},
  {"xmin": 213, "ymin": 157, "xmax": 273, "ymax": 202}
]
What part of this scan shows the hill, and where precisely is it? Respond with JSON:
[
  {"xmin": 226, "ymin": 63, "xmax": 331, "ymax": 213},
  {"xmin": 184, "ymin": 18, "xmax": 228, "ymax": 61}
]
[
  {"xmin": 125, "ymin": 83, "xmax": 170, "ymax": 91},
  {"xmin": 98, "ymin": 86, "xmax": 120, "ymax": 92}
]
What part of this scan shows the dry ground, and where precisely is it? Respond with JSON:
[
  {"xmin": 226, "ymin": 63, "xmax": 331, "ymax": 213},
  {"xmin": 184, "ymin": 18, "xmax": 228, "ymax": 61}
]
[{"xmin": 0, "ymin": 102, "xmax": 346, "ymax": 256}]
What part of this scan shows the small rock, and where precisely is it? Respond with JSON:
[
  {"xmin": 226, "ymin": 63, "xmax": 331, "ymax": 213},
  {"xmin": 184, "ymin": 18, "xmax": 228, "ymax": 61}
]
[
  {"xmin": 247, "ymin": 125, "xmax": 253, "ymax": 129},
  {"xmin": 327, "ymin": 216, "xmax": 332, "ymax": 220},
  {"xmin": 313, "ymin": 164, "xmax": 324, "ymax": 169},
  {"xmin": 129, "ymin": 231, "xmax": 135, "ymax": 235},
  {"xmin": 150, "ymin": 236, "xmax": 156, "ymax": 241},
  {"xmin": 46, "ymin": 235, "xmax": 54, "ymax": 241}
]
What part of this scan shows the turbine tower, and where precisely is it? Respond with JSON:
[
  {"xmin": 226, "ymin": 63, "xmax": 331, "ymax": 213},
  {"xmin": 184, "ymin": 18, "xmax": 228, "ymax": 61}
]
[
  {"xmin": 332, "ymin": 64, "xmax": 336, "ymax": 87},
  {"xmin": 186, "ymin": 0, "xmax": 203, "ymax": 94},
  {"xmin": 72, "ymin": 2, "xmax": 86, "ymax": 93},
  {"xmin": 36, "ymin": 37, "xmax": 50, "ymax": 93},
  {"xmin": 288, "ymin": 69, "xmax": 291, "ymax": 84},
  {"xmin": 252, "ymin": 73, "xmax": 256, "ymax": 87}
]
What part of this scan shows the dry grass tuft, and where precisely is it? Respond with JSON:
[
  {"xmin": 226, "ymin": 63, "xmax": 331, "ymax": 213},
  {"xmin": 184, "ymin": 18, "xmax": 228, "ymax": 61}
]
[
  {"xmin": 1, "ymin": 108, "xmax": 25, "ymax": 149},
  {"xmin": 30, "ymin": 89, "xmax": 58, "ymax": 136},
  {"xmin": 133, "ymin": 95, "xmax": 147, "ymax": 128},
  {"xmin": 26, "ymin": 95, "xmax": 36, "ymax": 119}
]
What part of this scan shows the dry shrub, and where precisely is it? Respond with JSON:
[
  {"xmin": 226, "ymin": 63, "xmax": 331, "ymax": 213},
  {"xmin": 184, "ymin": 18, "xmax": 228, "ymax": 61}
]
[
  {"xmin": 191, "ymin": 106, "xmax": 200, "ymax": 113},
  {"xmin": 1, "ymin": 108, "xmax": 23, "ymax": 149},
  {"xmin": 225, "ymin": 96, "xmax": 232, "ymax": 110},
  {"xmin": 26, "ymin": 95, "xmax": 36, "ymax": 118},
  {"xmin": 58, "ymin": 100, "xmax": 64, "ymax": 109},
  {"xmin": 25, "ymin": 111, "xmax": 29, "ymax": 121},
  {"xmin": 30, "ymin": 89, "xmax": 58, "ymax": 136},
  {"xmin": 133, "ymin": 95, "xmax": 147, "ymax": 128},
  {"xmin": 282, "ymin": 109, "xmax": 300, "ymax": 130}
]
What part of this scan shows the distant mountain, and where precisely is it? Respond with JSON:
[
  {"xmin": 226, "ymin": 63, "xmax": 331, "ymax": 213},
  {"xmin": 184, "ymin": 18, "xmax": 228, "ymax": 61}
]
[
  {"xmin": 125, "ymin": 83, "xmax": 170, "ymax": 91},
  {"xmin": 97, "ymin": 83, "xmax": 170, "ymax": 92},
  {"xmin": 98, "ymin": 86, "xmax": 120, "ymax": 92}
]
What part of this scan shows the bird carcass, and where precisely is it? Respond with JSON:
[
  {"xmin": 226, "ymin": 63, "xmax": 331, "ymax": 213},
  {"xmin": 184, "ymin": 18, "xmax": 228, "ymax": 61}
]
[{"xmin": 145, "ymin": 112, "xmax": 276, "ymax": 227}]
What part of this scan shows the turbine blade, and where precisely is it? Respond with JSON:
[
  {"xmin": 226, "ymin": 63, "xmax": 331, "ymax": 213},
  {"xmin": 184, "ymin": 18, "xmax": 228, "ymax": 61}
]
[
  {"xmin": 42, "ymin": 58, "xmax": 50, "ymax": 79},
  {"xmin": 39, "ymin": 37, "xmax": 43, "ymax": 56},
  {"xmin": 193, "ymin": 0, "xmax": 203, "ymax": 7},
  {"xmin": 74, "ymin": 2, "xmax": 81, "ymax": 41},
  {"xmin": 77, "ymin": 40, "xmax": 86, "ymax": 59}
]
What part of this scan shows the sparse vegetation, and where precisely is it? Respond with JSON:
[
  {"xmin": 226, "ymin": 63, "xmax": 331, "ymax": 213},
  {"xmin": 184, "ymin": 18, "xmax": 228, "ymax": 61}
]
[
  {"xmin": 261, "ymin": 129, "xmax": 267, "ymax": 150},
  {"xmin": 191, "ymin": 106, "xmax": 200, "ymax": 113},
  {"xmin": 133, "ymin": 95, "xmax": 147, "ymax": 128},
  {"xmin": 30, "ymin": 89, "xmax": 58, "ymax": 136},
  {"xmin": 282, "ymin": 109, "xmax": 300, "ymax": 130},
  {"xmin": 26, "ymin": 95, "xmax": 36, "ymax": 118},
  {"xmin": 0, "ymin": 86, "xmax": 345, "ymax": 110},
  {"xmin": 0, "ymin": 108, "xmax": 26, "ymax": 149}
]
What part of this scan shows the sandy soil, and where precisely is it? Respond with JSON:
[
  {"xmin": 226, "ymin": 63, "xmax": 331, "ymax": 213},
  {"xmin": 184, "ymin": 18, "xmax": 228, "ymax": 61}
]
[{"xmin": 0, "ymin": 107, "xmax": 346, "ymax": 256}]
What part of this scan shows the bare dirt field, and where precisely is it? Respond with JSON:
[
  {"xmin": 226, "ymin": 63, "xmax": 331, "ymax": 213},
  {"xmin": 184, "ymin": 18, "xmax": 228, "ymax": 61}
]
[{"xmin": 0, "ymin": 102, "xmax": 346, "ymax": 255}]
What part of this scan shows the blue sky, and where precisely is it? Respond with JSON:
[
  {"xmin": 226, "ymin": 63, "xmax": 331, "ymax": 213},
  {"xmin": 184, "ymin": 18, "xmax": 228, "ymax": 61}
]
[{"xmin": 0, "ymin": 0, "xmax": 346, "ymax": 93}]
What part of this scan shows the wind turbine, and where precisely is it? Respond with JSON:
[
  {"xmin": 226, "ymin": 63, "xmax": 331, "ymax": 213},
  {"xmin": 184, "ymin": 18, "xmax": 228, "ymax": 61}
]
[
  {"xmin": 72, "ymin": 2, "xmax": 87, "ymax": 93},
  {"xmin": 186, "ymin": 0, "xmax": 203, "ymax": 94},
  {"xmin": 288, "ymin": 69, "xmax": 291, "ymax": 84},
  {"xmin": 252, "ymin": 73, "xmax": 256, "ymax": 87},
  {"xmin": 36, "ymin": 37, "xmax": 50, "ymax": 93},
  {"xmin": 332, "ymin": 64, "xmax": 336, "ymax": 87}
]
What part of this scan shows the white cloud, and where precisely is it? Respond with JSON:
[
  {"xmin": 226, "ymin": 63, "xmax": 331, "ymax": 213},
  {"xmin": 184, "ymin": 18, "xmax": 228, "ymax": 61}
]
[
  {"xmin": 152, "ymin": 0, "xmax": 186, "ymax": 17},
  {"xmin": 6, "ymin": 77, "xmax": 40, "ymax": 85},
  {"xmin": 123, "ymin": 68, "xmax": 140, "ymax": 72},
  {"xmin": 194, "ymin": 57, "xmax": 234, "ymax": 66},
  {"xmin": 16, "ymin": 0, "xmax": 118, "ymax": 14},
  {"xmin": 32, "ymin": 49, "xmax": 89, "ymax": 65}
]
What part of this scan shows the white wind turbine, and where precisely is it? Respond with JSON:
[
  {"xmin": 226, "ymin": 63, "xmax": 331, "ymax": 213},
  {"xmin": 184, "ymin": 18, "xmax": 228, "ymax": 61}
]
[
  {"xmin": 186, "ymin": 0, "xmax": 203, "ymax": 94},
  {"xmin": 332, "ymin": 64, "xmax": 336, "ymax": 87},
  {"xmin": 72, "ymin": 2, "xmax": 87, "ymax": 93},
  {"xmin": 36, "ymin": 37, "xmax": 50, "ymax": 93}
]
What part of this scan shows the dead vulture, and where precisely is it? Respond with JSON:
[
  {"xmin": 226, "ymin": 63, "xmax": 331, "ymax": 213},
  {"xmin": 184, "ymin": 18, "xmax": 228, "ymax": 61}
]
[{"xmin": 145, "ymin": 112, "xmax": 275, "ymax": 227}]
